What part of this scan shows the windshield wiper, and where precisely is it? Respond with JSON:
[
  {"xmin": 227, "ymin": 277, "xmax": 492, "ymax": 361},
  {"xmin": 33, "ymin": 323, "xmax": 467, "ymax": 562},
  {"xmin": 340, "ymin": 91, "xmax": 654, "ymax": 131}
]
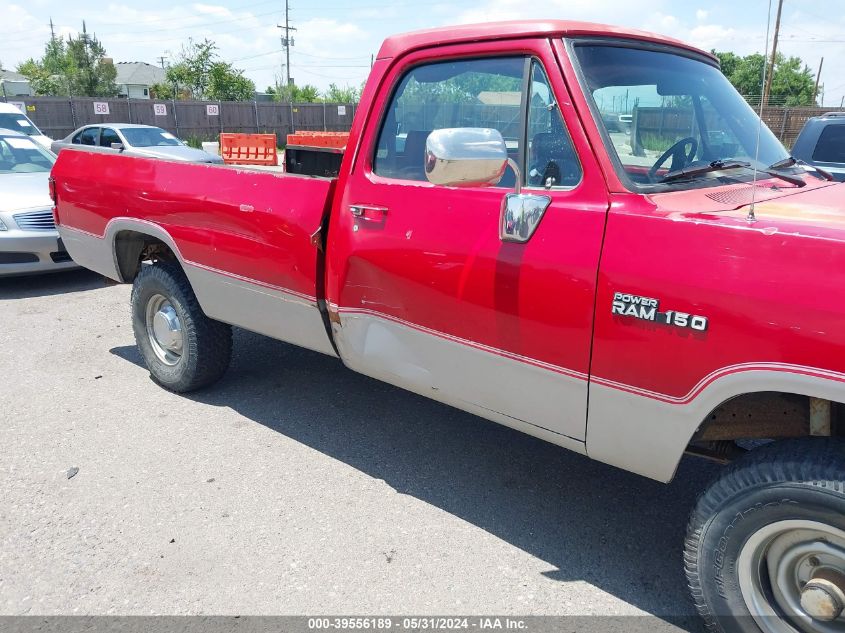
[
  {"xmin": 769, "ymin": 156, "xmax": 834, "ymax": 181},
  {"xmin": 660, "ymin": 160, "xmax": 751, "ymax": 183},
  {"xmin": 661, "ymin": 159, "xmax": 806, "ymax": 187}
]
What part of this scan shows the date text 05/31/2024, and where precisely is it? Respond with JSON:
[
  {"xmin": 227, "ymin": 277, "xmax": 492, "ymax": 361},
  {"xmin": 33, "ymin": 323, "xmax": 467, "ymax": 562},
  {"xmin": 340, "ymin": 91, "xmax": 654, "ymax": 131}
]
[{"xmin": 611, "ymin": 292, "xmax": 709, "ymax": 331}]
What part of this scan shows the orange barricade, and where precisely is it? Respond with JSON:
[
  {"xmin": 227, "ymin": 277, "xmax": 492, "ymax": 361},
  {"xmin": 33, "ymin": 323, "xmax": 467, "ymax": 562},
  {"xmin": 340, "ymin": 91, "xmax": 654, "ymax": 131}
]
[
  {"xmin": 286, "ymin": 131, "xmax": 349, "ymax": 149},
  {"xmin": 220, "ymin": 133, "xmax": 279, "ymax": 166}
]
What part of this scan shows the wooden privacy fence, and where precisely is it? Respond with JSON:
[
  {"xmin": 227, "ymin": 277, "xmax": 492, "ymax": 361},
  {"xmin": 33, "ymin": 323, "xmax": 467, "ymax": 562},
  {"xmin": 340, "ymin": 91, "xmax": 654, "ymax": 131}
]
[
  {"xmin": 5, "ymin": 96, "xmax": 843, "ymax": 149},
  {"xmin": 5, "ymin": 96, "xmax": 357, "ymax": 143}
]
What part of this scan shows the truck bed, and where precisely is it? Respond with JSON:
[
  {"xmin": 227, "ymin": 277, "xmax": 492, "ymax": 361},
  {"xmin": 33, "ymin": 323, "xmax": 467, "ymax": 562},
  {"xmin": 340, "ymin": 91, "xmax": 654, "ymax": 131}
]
[{"xmin": 53, "ymin": 149, "xmax": 338, "ymax": 356}]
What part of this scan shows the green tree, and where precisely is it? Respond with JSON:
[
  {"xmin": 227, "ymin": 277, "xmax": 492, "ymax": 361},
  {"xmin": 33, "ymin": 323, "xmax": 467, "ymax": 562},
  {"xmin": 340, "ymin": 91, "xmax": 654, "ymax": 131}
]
[
  {"xmin": 207, "ymin": 61, "xmax": 255, "ymax": 101},
  {"xmin": 713, "ymin": 50, "xmax": 816, "ymax": 106},
  {"xmin": 165, "ymin": 38, "xmax": 255, "ymax": 101},
  {"xmin": 17, "ymin": 34, "xmax": 70, "ymax": 95},
  {"xmin": 16, "ymin": 58, "xmax": 66, "ymax": 95},
  {"xmin": 769, "ymin": 55, "xmax": 816, "ymax": 106},
  {"xmin": 322, "ymin": 83, "xmax": 361, "ymax": 103},
  {"xmin": 65, "ymin": 24, "xmax": 118, "ymax": 97},
  {"xmin": 149, "ymin": 82, "xmax": 175, "ymax": 100},
  {"xmin": 271, "ymin": 82, "xmax": 320, "ymax": 102},
  {"xmin": 17, "ymin": 23, "xmax": 117, "ymax": 96},
  {"xmin": 166, "ymin": 38, "xmax": 217, "ymax": 100}
]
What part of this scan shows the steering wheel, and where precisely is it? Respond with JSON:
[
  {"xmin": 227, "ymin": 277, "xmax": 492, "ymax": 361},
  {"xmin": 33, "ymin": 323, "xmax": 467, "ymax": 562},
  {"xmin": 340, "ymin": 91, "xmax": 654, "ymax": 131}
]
[{"xmin": 648, "ymin": 137, "xmax": 698, "ymax": 181}]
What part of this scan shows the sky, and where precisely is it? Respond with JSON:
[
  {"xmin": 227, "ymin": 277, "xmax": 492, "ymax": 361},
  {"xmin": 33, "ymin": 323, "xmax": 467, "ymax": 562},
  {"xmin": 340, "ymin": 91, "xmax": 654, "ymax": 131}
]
[{"xmin": 3, "ymin": 0, "xmax": 845, "ymax": 106}]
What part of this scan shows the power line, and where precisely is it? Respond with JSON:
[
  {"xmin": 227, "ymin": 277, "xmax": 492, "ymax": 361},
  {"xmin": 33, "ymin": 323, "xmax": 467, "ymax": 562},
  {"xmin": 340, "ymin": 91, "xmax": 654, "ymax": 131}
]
[
  {"xmin": 294, "ymin": 50, "xmax": 371, "ymax": 61},
  {"xmin": 231, "ymin": 49, "xmax": 369, "ymax": 64}
]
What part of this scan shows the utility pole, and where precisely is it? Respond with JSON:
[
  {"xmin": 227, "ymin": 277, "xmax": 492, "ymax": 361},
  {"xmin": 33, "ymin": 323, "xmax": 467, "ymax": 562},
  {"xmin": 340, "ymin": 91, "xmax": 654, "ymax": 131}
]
[
  {"xmin": 277, "ymin": 0, "xmax": 297, "ymax": 86},
  {"xmin": 813, "ymin": 57, "xmax": 824, "ymax": 105},
  {"xmin": 158, "ymin": 56, "xmax": 167, "ymax": 69},
  {"xmin": 49, "ymin": 18, "xmax": 56, "ymax": 40},
  {"xmin": 762, "ymin": 0, "xmax": 783, "ymax": 106}
]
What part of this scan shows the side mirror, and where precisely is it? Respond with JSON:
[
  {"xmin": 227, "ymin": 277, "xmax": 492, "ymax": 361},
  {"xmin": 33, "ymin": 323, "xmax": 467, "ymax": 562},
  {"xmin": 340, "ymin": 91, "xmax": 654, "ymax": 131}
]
[
  {"xmin": 424, "ymin": 127, "xmax": 552, "ymax": 244},
  {"xmin": 110, "ymin": 142, "xmax": 124, "ymax": 151},
  {"xmin": 424, "ymin": 128, "xmax": 508, "ymax": 187}
]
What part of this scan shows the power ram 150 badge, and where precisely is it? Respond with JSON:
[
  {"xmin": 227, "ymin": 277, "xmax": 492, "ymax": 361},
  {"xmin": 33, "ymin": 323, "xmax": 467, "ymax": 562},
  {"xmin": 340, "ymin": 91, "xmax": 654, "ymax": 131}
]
[{"xmin": 612, "ymin": 292, "xmax": 708, "ymax": 331}]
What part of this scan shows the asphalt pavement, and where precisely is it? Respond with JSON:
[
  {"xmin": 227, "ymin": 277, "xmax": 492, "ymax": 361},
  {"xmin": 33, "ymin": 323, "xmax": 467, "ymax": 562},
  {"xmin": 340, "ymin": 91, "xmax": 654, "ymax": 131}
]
[{"xmin": 0, "ymin": 269, "xmax": 720, "ymax": 627}]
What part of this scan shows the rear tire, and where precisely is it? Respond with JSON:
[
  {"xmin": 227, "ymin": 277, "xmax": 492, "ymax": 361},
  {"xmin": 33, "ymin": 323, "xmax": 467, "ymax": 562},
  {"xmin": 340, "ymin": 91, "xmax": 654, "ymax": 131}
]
[
  {"xmin": 131, "ymin": 262, "xmax": 232, "ymax": 392},
  {"xmin": 685, "ymin": 437, "xmax": 845, "ymax": 633}
]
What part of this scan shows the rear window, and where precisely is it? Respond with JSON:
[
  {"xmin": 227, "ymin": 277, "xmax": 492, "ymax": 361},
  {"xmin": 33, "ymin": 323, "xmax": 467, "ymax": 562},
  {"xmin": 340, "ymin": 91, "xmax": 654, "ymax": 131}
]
[{"xmin": 812, "ymin": 124, "xmax": 845, "ymax": 163}]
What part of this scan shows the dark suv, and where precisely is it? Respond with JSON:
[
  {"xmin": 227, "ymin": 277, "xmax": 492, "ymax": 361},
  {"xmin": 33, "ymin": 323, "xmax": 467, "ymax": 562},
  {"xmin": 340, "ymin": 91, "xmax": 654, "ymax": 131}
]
[{"xmin": 792, "ymin": 111, "xmax": 845, "ymax": 181}]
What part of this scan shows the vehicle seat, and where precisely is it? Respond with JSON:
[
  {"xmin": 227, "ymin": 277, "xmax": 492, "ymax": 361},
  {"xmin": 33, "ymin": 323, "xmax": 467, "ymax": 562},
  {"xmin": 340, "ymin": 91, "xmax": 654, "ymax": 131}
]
[
  {"xmin": 529, "ymin": 131, "xmax": 580, "ymax": 187},
  {"xmin": 396, "ymin": 130, "xmax": 431, "ymax": 180}
]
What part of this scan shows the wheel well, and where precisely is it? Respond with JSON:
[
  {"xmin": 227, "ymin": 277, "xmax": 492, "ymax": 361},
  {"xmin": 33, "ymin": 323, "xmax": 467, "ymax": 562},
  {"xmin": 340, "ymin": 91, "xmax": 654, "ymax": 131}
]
[
  {"xmin": 688, "ymin": 392, "xmax": 845, "ymax": 462},
  {"xmin": 114, "ymin": 230, "xmax": 178, "ymax": 282}
]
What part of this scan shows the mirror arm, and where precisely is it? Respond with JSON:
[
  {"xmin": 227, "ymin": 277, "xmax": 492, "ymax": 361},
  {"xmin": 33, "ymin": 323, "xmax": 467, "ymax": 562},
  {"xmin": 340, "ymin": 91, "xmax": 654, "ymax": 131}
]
[{"xmin": 507, "ymin": 157, "xmax": 522, "ymax": 194}]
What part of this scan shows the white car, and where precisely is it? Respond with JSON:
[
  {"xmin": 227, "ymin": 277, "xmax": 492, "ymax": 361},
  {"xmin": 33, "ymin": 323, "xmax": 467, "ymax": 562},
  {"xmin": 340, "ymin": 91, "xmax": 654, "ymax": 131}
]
[
  {"xmin": 0, "ymin": 128, "xmax": 77, "ymax": 276},
  {"xmin": 51, "ymin": 124, "xmax": 224, "ymax": 163},
  {"xmin": 0, "ymin": 102, "xmax": 52, "ymax": 150}
]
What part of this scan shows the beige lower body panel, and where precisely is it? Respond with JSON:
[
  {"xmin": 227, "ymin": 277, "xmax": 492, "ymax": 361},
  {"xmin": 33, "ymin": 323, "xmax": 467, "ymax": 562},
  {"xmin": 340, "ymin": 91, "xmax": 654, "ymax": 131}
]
[
  {"xmin": 587, "ymin": 367, "xmax": 845, "ymax": 482},
  {"xmin": 58, "ymin": 223, "xmax": 336, "ymax": 357},
  {"xmin": 184, "ymin": 264, "xmax": 336, "ymax": 357},
  {"xmin": 58, "ymin": 225, "xmax": 122, "ymax": 279},
  {"xmin": 332, "ymin": 310, "xmax": 588, "ymax": 452}
]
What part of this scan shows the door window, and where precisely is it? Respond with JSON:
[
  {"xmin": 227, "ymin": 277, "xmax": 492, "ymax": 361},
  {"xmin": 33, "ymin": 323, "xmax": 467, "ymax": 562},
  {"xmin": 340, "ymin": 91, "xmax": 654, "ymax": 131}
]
[
  {"xmin": 526, "ymin": 62, "xmax": 581, "ymax": 187},
  {"xmin": 100, "ymin": 128, "xmax": 121, "ymax": 147},
  {"xmin": 374, "ymin": 57, "xmax": 526, "ymax": 186},
  {"xmin": 78, "ymin": 128, "xmax": 99, "ymax": 146}
]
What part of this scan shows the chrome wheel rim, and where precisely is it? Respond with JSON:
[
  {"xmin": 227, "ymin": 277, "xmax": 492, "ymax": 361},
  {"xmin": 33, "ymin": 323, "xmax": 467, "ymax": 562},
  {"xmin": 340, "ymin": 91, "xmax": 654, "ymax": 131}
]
[
  {"xmin": 738, "ymin": 519, "xmax": 845, "ymax": 633},
  {"xmin": 145, "ymin": 294, "xmax": 183, "ymax": 366}
]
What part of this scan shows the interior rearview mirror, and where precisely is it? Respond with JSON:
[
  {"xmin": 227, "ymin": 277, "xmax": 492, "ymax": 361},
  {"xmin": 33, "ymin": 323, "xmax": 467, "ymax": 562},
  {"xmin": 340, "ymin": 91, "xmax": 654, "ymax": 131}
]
[{"xmin": 424, "ymin": 128, "xmax": 508, "ymax": 187}]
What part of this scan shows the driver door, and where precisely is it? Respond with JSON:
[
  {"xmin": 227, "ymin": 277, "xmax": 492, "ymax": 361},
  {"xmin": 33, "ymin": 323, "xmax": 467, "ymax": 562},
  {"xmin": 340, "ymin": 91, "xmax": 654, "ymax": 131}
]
[{"xmin": 326, "ymin": 40, "xmax": 610, "ymax": 442}]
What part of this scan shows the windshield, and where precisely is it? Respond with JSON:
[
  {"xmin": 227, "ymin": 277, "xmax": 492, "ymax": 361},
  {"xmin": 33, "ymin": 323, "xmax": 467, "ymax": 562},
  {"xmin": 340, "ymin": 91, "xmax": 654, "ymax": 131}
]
[
  {"xmin": 0, "ymin": 135, "xmax": 55, "ymax": 173},
  {"xmin": 121, "ymin": 127, "xmax": 183, "ymax": 148},
  {"xmin": 571, "ymin": 43, "xmax": 790, "ymax": 191},
  {"xmin": 0, "ymin": 112, "xmax": 43, "ymax": 137}
]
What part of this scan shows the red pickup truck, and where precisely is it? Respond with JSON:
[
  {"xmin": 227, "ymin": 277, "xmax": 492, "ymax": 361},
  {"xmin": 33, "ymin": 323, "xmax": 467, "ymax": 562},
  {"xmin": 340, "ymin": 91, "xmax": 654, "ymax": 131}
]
[{"xmin": 52, "ymin": 20, "xmax": 845, "ymax": 633}]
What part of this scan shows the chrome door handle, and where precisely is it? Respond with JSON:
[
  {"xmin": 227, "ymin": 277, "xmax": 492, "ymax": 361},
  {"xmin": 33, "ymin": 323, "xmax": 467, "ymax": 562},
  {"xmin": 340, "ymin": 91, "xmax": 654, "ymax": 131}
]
[{"xmin": 349, "ymin": 204, "xmax": 388, "ymax": 219}]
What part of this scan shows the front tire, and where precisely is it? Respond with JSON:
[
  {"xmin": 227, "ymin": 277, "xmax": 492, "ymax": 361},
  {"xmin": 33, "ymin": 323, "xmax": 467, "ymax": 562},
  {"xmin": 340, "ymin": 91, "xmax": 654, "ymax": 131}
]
[
  {"xmin": 131, "ymin": 262, "xmax": 232, "ymax": 392},
  {"xmin": 685, "ymin": 438, "xmax": 845, "ymax": 633}
]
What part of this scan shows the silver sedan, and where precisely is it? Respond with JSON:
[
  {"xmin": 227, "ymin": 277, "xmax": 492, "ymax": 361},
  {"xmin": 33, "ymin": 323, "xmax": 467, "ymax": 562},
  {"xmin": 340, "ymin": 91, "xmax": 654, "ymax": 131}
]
[
  {"xmin": 0, "ymin": 129, "xmax": 78, "ymax": 276},
  {"xmin": 51, "ymin": 124, "xmax": 224, "ymax": 163}
]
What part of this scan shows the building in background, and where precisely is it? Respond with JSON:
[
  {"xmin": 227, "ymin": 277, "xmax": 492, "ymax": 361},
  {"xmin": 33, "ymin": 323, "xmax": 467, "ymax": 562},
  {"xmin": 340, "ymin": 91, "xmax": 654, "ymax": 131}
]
[
  {"xmin": 0, "ymin": 69, "xmax": 33, "ymax": 97},
  {"xmin": 115, "ymin": 62, "xmax": 167, "ymax": 100}
]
